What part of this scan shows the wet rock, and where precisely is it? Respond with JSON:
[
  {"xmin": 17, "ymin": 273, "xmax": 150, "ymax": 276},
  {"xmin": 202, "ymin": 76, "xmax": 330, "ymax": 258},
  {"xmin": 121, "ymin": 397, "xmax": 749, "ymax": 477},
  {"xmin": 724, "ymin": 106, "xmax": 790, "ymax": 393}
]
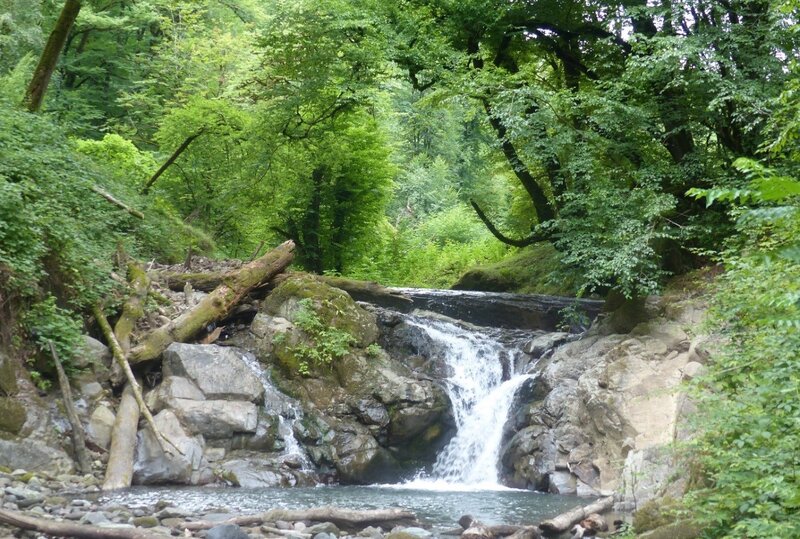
[
  {"xmin": 523, "ymin": 332, "xmax": 569, "ymax": 358},
  {"xmin": 207, "ymin": 523, "xmax": 250, "ymax": 539},
  {"xmin": 146, "ymin": 376, "xmax": 206, "ymax": 412},
  {"xmin": 133, "ymin": 409, "xmax": 205, "ymax": 485},
  {"xmin": 81, "ymin": 511, "xmax": 109, "ymax": 525},
  {"xmin": 163, "ymin": 343, "xmax": 264, "ymax": 402},
  {"xmin": 548, "ymin": 471, "xmax": 577, "ymax": 495},
  {"xmin": 314, "ymin": 533, "xmax": 338, "ymax": 539},
  {"xmin": 388, "ymin": 527, "xmax": 433, "ymax": 539}
]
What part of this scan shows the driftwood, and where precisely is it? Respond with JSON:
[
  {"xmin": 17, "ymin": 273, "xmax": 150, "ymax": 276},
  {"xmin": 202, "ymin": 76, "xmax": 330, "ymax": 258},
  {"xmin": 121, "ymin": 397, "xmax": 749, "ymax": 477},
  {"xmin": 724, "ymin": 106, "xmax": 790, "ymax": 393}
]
[
  {"xmin": 183, "ymin": 506, "xmax": 419, "ymax": 532},
  {"xmin": 49, "ymin": 341, "xmax": 91, "ymax": 474},
  {"xmin": 0, "ymin": 507, "xmax": 162, "ymax": 538},
  {"xmin": 129, "ymin": 240, "xmax": 295, "ymax": 364},
  {"xmin": 101, "ymin": 384, "xmax": 139, "ymax": 491},
  {"xmin": 538, "ymin": 496, "xmax": 614, "ymax": 536},
  {"xmin": 445, "ymin": 523, "xmax": 537, "ymax": 538}
]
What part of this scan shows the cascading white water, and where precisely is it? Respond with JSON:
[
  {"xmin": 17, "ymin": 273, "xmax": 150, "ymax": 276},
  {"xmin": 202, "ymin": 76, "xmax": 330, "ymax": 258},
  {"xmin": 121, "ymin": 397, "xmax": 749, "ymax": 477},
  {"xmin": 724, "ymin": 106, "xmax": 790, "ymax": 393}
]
[
  {"xmin": 402, "ymin": 316, "xmax": 533, "ymax": 490},
  {"xmin": 240, "ymin": 352, "xmax": 314, "ymax": 470}
]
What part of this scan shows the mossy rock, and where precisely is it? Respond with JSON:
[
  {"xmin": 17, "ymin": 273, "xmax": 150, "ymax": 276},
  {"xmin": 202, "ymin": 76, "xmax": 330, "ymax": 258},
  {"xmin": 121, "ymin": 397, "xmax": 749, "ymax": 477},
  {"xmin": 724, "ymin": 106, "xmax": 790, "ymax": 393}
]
[
  {"xmin": 633, "ymin": 497, "xmax": 687, "ymax": 533},
  {"xmin": 265, "ymin": 273, "xmax": 378, "ymax": 347},
  {"xmin": 638, "ymin": 520, "xmax": 701, "ymax": 539},
  {"xmin": 0, "ymin": 353, "xmax": 18, "ymax": 396},
  {"xmin": 453, "ymin": 243, "xmax": 579, "ymax": 295},
  {"xmin": 0, "ymin": 397, "xmax": 26, "ymax": 434}
]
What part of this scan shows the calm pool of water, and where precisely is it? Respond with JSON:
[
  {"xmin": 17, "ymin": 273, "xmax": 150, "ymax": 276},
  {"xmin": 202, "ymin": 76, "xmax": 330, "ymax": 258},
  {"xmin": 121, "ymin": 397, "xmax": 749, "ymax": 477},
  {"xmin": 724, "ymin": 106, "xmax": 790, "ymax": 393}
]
[{"xmin": 100, "ymin": 484, "xmax": 587, "ymax": 530}]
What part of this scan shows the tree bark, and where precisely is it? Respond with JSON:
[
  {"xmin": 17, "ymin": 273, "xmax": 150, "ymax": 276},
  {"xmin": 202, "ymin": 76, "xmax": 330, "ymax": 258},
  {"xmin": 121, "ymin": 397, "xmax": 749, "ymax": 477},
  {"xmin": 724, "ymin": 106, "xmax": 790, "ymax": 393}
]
[
  {"xmin": 538, "ymin": 496, "xmax": 613, "ymax": 535},
  {"xmin": 49, "ymin": 341, "xmax": 91, "ymax": 474},
  {"xmin": 469, "ymin": 199, "xmax": 548, "ymax": 248},
  {"xmin": 24, "ymin": 0, "xmax": 82, "ymax": 112},
  {"xmin": 183, "ymin": 507, "xmax": 419, "ymax": 532},
  {"xmin": 128, "ymin": 240, "xmax": 295, "ymax": 364},
  {"xmin": 141, "ymin": 130, "xmax": 204, "ymax": 194},
  {"xmin": 0, "ymin": 507, "xmax": 162, "ymax": 539},
  {"xmin": 101, "ymin": 384, "xmax": 139, "ymax": 491}
]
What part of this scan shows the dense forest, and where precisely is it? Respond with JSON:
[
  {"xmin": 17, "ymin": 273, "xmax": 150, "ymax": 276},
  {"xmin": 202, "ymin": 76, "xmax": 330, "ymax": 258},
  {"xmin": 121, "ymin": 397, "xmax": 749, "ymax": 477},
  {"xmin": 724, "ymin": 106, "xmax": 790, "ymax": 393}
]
[{"xmin": 0, "ymin": 0, "xmax": 799, "ymax": 536}]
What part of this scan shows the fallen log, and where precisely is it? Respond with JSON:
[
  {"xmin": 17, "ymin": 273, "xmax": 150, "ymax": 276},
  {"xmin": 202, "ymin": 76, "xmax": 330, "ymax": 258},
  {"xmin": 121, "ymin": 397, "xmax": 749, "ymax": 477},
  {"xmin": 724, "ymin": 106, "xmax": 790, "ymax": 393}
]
[
  {"xmin": 538, "ymin": 496, "xmax": 614, "ymax": 536},
  {"xmin": 0, "ymin": 507, "xmax": 162, "ymax": 538},
  {"xmin": 101, "ymin": 384, "xmax": 139, "ymax": 491},
  {"xmin": 49, "ymin": 341, "xmax": 91, "ymax": 474},
  {"xmin": 129, "ymin": 240, "xmax": 295, "ymax": 364},
  {"xmin": 182, "ymin": 506, "xmax": 419, "ymax": 532},
  {"xmin": 90, "ymin": 185, "xmax": 144, "ymax": 220}
]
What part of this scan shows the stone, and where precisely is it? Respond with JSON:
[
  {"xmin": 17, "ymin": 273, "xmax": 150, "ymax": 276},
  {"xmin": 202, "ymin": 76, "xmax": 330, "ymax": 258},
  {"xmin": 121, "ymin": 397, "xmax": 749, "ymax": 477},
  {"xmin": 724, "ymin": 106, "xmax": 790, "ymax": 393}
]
[
  {"xmin": 523, "ymin": 332, "xmax": 569, "ymax": 358},
  {"xmin": 0, "ymin": 397, "xmax": 26, "ymax": 434},
  {"xmin": 146, "ymin": 376, "xmax": 205, "ymax": 412},
  {"xmin": 207, "ymin": 524, "xmax": 251, "ymax": 539},
  {"xmin": 132, "ymin": 515, "xmax": 159, "ymax": 527},
  {"xmin": 0, "ymin": 439, "xmax": 73, "ymax": 474},
  {"xmin": 548, "ymin": 471, "xmax": 577, "ymax": 495},
  {"xmin": 163, "ymin": 343, "xmax": 265, "ymax": 402},
  {"xmin": 314, "ymin": 533, "xmax": 338, "ymax": 539},
  {"xmin": 358, "ymin": 526, "xmax": 385, "ymax": 538},
  {"xmin": 461, "ymin": 522, "xmax": 494, "ymax": 539},
  {"xmin": 77, "ymin": 336, "xmax": 112, "ymax": 369},
  {"xmin": 217, "ymin": 457, "xmax": 294, "ymax": 488},
  {"xmin": 133, "ymin": 409, "xmax": 205, "ymax": 485},
  {"xmin": 79, "ymin": 381, "xmax": 104, "ymax": 401},
  {"xmin": 155, "ymin": 506, "xmax": 193, "ymax": 519},
  {"xmin": 81, "ymin": 512, "xmax": 109, "ymax": 525},
  {"xmin": 87, "ymin": 405, "xmax": 115, "ymax": 450},
  {"xmin": 170, "ymin": 398, "xmax": 258, "ymax": 438},
  {"xmin": 306, "ymin": 522, "xmax": 339, "ymax": 535}
]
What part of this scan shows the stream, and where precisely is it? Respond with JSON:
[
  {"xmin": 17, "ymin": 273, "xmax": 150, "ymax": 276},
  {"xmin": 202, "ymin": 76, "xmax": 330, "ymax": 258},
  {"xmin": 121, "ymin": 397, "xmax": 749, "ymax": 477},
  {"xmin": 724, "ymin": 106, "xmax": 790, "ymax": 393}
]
[{"xmin": 100, "ymin": 289, "xmax": 595, "ymax": 530}]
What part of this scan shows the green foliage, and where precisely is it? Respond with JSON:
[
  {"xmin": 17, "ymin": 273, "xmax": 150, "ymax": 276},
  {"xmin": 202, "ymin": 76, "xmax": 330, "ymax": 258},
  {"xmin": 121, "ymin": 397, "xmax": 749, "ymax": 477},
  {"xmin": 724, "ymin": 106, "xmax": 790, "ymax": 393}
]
[
  {"xmin": 684, "ymin": 144, "xmax": 800, "ymax": 536},
  {"xmin": 21, "ymin": 296, "xmax": 82, "ymax": 376},
  {"xmin": 290, "ymin": 299, "xmax": 357, "ymax": 376}
]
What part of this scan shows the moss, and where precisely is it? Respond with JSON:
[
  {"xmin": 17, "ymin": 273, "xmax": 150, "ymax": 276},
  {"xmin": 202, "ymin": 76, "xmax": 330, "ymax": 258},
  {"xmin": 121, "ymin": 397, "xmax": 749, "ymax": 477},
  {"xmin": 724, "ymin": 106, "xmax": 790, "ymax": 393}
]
[
  {"xmin": 0, "ymin": 353, "xmax": 18, "ymax": 396},
  {"xmin": 0, "ymin": 397, "xmax": 26, "ymax": 434},
  {"xmin": 638, "ymin": 520, "xmax": 701, "ymax": 539},
  {"xmin": 633, "ymin": 497, "xmax": 687, "ymax": 533},
  {"xmin": 452, "ymin": 243, "xmax": 580, "ymax": 295},
  {"xmin": 18, "ymin": 472, "xmax": 34, "ymax": 483}
]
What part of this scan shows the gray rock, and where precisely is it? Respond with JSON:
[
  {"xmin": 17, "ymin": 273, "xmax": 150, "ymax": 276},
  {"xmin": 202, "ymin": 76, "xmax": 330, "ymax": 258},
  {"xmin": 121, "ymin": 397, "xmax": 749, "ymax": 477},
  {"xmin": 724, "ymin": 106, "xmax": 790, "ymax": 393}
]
[
  {"xmin": 207, "ymin": 523, "xmax": 250, "ymax": 539},
  {"xmin": 0, "ymin": 439, "xmax": 73, "ymax": 475},
  {"xmin": 79, "ymin": 382, "xmax": 104, "ymax": 401},
  {"xmin": 523, "ymin": 332, "xmax": 569, "ymax": 358},
  {"xmin": 217, "ymin": 457, "xmax": 295, "ymax": 488},
  {"xmin": 306, "ymin": 522, "xmax": 340, "ymax": 535},
  {"xmin": 358, "ymin": 526, "xmax": 385, "ymax": 538},
  {"xmin": 170, "ymin": 399, "xmax": 258, "ymax": 438},
  {"xmin": 163, "ymin": 343, "xmax": 265, "ymax": 402},
  {"xmin": 87, "ymin": 405, "xmax": 115, "ymax": 450},
  {"xmin": 77, "ymin": 336, "xmax": 111, "ymax": 369},
  {"xmin": 133, "ymin": 409, "xmax": 205, "ymax": 485},
  {"xmin": 146, "ymin": 376, "xmax": 206, "ymax": 412},
  {"xmin": 314, "ymin": 533, "xmax": 338, "ymax": 539},
  {"xmin": 155, "ymin": 506, "xmax": 193, "ymax": 519},
  {"xmin": 81, "ymin": 512, "xmax": 109, "ymax": 525},
  {"xmin": 547, "ymin": 471, "xmax": 577, "ymax": 495}
]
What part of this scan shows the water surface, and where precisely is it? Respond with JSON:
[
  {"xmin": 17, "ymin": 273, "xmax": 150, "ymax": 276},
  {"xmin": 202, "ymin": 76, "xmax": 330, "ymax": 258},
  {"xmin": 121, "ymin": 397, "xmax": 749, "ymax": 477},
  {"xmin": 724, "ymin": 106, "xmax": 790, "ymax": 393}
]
[{"xmin": 101, "ymin": 485, "xmax": 588, "ymax": 529}]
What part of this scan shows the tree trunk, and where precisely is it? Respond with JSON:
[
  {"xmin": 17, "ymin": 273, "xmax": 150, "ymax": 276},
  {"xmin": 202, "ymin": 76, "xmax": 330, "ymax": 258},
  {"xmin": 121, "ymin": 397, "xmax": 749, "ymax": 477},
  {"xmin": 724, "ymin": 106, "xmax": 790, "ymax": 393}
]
[
  {"xmin": 101, "ymin": 384, "xmax": 139, "ymax": 491},
  {"xmin": 0, "ymin": 507, "xmax": 163, "ymax": 539},
  {"xmin": 24, "ymin": 0, "xmax": 82, "ymax": 112},
  {"xmin": 49, "ymin": 341, "xmax": 91, "ymax": 474},
  {"xmin": 538, "ymin": 496, "xmax": 613, "ymax": 535},
  {"xmin": 183, "ymin": 507, "xmax": 419, "ymax": 532},
  {"xmin": 128, "ymin": 240, "xmax": 295, "ymax": 364}
]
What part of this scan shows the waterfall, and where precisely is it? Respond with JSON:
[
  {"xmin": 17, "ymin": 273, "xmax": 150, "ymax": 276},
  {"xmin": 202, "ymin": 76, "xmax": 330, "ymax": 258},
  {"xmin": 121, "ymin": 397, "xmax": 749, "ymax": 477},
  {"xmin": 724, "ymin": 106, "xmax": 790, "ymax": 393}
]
[
  {"xmin": 240, "ymin": 351, "xmax": 314, "ymax": 470},
  {"xmin": 401, "ymin": 316, "xmax": 533, "ymax": 490}
]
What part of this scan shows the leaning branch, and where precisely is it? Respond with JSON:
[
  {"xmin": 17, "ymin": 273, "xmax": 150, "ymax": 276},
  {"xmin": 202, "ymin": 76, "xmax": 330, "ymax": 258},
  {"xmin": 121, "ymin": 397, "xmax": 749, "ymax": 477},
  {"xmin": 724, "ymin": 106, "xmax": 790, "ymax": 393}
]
[
  {"xmin": 90, "ymin": 186, "xmax": 144, "ymax": 219},
  {"xmin": 141, "ymin": 130, "xmax": 205, "ymax": 195},
  {"xmin": 49, "ymin": 341, "xmax": 91, "ymax": 474},
  {"xmin": 470, "ymin": 199, "xmax": 547, "ymax": 248},
  {"xmin": 129, "ymin": 240, "xmax": 295, "ymax": 364}
]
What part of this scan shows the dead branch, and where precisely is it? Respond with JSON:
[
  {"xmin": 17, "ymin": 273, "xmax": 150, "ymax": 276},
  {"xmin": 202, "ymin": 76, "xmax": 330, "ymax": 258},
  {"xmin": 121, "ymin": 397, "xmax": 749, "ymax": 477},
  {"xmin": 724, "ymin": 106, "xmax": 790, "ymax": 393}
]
[
  {"xmin": 0, "ymin": 507, "xmax": 161, "ymax": 538},
  {"xmin": 90, "ymin": 186, "xmax": 144, "ymax": 219},
  {"xmin": 539, "ymin": 496, "xmax": 614, "ymax": 536},
  {"xmin": 49, "ymin": 341, "xmax": 91, "ymax": 474}
]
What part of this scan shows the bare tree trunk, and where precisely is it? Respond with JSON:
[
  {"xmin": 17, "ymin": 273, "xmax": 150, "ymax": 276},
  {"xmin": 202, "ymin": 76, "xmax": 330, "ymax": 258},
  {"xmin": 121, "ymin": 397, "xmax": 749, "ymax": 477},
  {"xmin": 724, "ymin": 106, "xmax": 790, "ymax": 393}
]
[
  {"xmin": 101, "ymin": 384, "xmax": 139, "ymax": 491},
  {"xmin": 128, "ymin": 241, "xmax": 295, "ymax": 364},
  {"xmin": 49, "ymin": 341, "xmax": 91, "ymax": 474},
  {"xmin": 24, "ymin": 0, "xmax": 82, "ymax": 112}
]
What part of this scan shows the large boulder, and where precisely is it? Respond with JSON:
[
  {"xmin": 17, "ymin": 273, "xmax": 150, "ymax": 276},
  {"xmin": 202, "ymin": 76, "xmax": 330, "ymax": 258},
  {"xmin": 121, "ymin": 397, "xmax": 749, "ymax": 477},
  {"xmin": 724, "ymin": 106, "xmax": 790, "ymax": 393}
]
[
  {"xmin": 87, "ymin": 404, "xmax": 115, "ymax": 450},
  {"xmin": 0, "ymin": 438, "xmax": 73, "ymax": 473},
  {"xmin": 133, "ymin": 409, "xmax": 206, "ymax": 485},
  {"xmin": 170, "ymin": 399, "xmax": 258, "ymax": 438},
  {"xmin": 162, "ymin": 344, "xmax": 264, "ymax": 402}
]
